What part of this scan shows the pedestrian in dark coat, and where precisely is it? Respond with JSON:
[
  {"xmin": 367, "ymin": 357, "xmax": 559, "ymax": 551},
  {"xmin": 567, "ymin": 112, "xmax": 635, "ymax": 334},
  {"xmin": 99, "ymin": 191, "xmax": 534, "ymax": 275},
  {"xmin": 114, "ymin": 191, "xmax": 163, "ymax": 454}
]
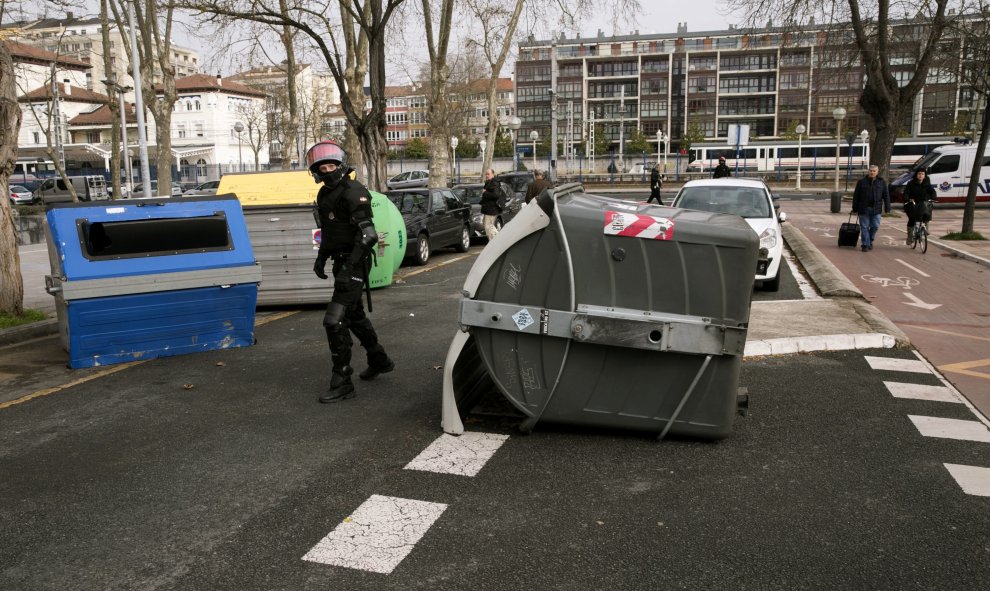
[
  {"xmin": 850, "ymin": 164, "xmax": 891, "ymax": 252},
  {"xmin": 481, "ymin": 168, "xmax": 502, "ymax": 241},
  {"xmin": 525, "ymin": 170, "xmax": 551, "ymax": 204},
  {"xmin": 647, "ymin": 164, "xmax": 663, "ymax": 204},
  {"xmin": 712, "ymin": 156, "xmax": 731, "ymax": 179}
]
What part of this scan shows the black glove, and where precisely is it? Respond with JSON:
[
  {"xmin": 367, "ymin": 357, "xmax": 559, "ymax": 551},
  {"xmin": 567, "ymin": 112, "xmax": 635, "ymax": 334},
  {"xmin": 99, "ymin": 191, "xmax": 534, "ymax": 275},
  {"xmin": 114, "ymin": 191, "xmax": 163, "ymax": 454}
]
[{"xmin": 313, "ymin": 256, "xmax": 328, "ymax": 280}]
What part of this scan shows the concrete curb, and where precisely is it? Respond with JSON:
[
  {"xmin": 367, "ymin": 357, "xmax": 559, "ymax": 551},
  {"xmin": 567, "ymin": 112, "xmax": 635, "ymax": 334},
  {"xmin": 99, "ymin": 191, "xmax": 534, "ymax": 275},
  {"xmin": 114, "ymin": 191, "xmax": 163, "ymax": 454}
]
[
  {"xmin": 782, "ymin": 223, "xmax": 863, "ymax": 298},
  {"xmin": 929, "ymin": 237, "xmax": 990, "ymax": 269},
  {"xmin": 0, "ymin": 318, "xmax": 58, "ymax": 347}
]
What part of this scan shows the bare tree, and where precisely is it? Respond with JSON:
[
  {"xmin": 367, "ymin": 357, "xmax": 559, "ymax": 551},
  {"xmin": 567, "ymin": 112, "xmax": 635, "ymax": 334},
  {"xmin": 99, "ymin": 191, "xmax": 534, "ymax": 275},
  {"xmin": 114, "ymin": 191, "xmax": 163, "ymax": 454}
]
[
  {"xmin": 420, "ymin": 0, "xmax": 455, "ymax": 188},
  {"xmin": 726, "ymin": 1, "xmax": 956, "ymax": 181},
  {"xmin": 0, "ymin": 40, "xmax": 24, "ymax": 315},
  {"xmin": 463, "ymin": 0, "xmax": 525, "ymax": 173},
  {"xmin": 952, "ymin": 9, "xmax": 990, "ymax": 236},
  {"xmin": 14, "ymin": 28, "xmax": 83, "ymax": 201},
  {"xmin": 179, "ymin": 0, "xmax": 405, "ymax": 191},
  {"xmin": 99, "ymin": 0, "xmax": 122, "ymax": 199},
  {"xmin": 234, "ymin": 102, "xmax": 270, "ymax": 168},
  {"xmin": 277, "ymin": 0, "xmax": 300, "ymax": 169},
  {"xmin": 108, "ymin": 0, "xmax": 180, "ymax": 197}
]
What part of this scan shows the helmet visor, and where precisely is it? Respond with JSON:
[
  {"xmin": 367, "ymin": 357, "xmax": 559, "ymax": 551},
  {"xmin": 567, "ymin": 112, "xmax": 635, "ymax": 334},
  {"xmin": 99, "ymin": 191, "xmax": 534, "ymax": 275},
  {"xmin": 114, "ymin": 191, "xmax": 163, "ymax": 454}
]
[{"xmin": 306, "ymin": 142, "xmax": 345, "ymax": 168}]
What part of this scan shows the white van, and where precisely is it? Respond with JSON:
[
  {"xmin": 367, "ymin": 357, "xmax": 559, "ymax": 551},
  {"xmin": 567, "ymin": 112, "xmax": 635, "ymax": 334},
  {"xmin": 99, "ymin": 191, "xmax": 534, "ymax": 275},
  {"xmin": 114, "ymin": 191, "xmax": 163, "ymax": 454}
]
[
  {"xmin": 890, "ymin": 143, "xmax": 990, "ymax": 204},
  {"xmin": 33, "ymin": 175, "xmax": 109, "ymax": 204}
]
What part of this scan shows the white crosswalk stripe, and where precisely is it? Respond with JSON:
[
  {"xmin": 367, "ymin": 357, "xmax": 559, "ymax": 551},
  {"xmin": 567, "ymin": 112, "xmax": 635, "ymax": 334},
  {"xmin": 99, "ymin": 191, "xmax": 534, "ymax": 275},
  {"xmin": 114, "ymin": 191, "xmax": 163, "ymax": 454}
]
[
  {"xmin": 865, "ymin": 356, "xmax": 931, "ymax": 374},
  {"xmin": 404, "ymin": 432, "xmax": 509, "ymax": 477},
  {"xmin": 302, "ymin": 495, "xmax": 448, "ymax": 574},
  {"xmin": 908, "ymin": 415, "xmax": 990, "ymax": 443},
  {"xmin": 883, "ymin": 381, "xmax": 962, "ymax": 403},
  {"xmin": 943, "ymin": 464, "xmax": 990, "ymax": 497}
]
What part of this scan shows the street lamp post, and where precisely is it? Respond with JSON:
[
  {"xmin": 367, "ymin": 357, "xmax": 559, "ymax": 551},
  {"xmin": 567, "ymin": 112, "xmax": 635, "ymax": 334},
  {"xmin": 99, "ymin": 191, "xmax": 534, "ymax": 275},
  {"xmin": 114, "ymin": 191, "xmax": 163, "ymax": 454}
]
[
  {"xmin": 832, "ymin": 107, "xmax": 846, "ymax": 193},
  {"xmin": 450, "ymin": 136, "xmax": 459, "ymax": 183},
  {"xmin": 530, "ymin": 130, "xmax": 539, "ymax": 170},
  {"xmin": 860, "ymin": 129, "xmax": 870, "ymax": 172},
  {"xmin": 655, "ymin": 129, "xmax": 668, "ymax": 174},
  {"xmin": 506, "ymin": 116, "xmax": 521, "ymax": 171},
  {"xmin": 795, "ymin": 123, "xmax": 806, "ymax": 190},
  {"xmin": 478, "ymin": 138, "xmax": 487, "ymax": 179},
  {"xmin": 233, "ymin": 121, "xmax": 244, "ymax": 171}
]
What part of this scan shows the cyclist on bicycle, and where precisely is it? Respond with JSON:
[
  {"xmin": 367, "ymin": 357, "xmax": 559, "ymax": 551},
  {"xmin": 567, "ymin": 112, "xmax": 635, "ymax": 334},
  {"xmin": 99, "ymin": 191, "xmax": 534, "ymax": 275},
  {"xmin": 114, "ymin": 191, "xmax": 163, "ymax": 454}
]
[{"xmin": 903, "ymin": 168, "xmax": 936, "ymax": 246}]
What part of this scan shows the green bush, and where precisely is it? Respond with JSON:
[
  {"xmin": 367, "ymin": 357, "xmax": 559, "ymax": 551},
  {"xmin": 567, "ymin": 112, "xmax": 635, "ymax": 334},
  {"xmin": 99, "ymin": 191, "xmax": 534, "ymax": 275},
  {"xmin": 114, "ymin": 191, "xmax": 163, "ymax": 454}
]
[{"xmin": 0, "ymin": 309, "xmax": 48, "ymax": 329}]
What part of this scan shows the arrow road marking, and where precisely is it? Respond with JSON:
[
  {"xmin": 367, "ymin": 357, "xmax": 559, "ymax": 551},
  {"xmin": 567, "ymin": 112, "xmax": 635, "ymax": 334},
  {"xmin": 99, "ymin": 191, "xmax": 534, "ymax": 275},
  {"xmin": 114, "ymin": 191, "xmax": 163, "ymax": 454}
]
[
  {"xmin": 895, "ymin": 258, "xmax": 931, "ymax": 278},
  {"xmin": 903, "ymin": 292, "xmax": 942, "ymax": 310}
]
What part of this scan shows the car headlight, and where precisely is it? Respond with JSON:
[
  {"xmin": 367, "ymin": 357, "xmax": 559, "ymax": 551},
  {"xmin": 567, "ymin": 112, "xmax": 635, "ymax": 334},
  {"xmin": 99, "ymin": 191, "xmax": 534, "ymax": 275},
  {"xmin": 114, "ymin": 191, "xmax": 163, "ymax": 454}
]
[{"xmin": 759, "ymin": 227, "xmax": 778, "ymax": 249}]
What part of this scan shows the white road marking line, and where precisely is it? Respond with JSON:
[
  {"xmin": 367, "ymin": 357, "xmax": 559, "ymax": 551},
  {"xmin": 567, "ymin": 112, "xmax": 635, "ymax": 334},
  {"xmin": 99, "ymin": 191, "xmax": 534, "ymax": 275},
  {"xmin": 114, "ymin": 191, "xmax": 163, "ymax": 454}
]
[
  {"xmin": 865, "ymin": 356, "xmax": 930, "ymax": 374},
  {"xmin": 883, "ymin": 381, "xmax": 962, "ymax": 403},
  {"xmin": 784, "ymin": 247, "xmax": 821, "ymax": 300},
  {"xmin": 943, "ymin": 464, "xmax": 990, "ymax": 497},
  {"xmin": 908, "ymin": 415, "xmax": 990, "ymax": 443},
  {"xmin": 895, "ymin": 258, "xmax": 931, "ymax": 278},
  {"xmin": 404, "ymin": 432, "xmax": 509, "ymax": 477},
  {"xmin": 302, "ymin": 495, "xmax": 447, "ymax": 574}
]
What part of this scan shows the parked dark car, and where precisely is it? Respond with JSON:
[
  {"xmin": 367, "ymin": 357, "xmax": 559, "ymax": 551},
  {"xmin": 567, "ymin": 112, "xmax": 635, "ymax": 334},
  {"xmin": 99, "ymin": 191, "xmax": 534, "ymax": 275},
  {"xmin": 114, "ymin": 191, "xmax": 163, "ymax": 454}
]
[
  {"xmin": 495, "ymin": 170, "xmax": 535, "ymax": 201},
  {"xmin": 452, "ymin": 181, "xmax": 522, "ymax": 241},
  {"xmin": 386, "ymin": 188, "xmax": 472, "ymax": 265}
]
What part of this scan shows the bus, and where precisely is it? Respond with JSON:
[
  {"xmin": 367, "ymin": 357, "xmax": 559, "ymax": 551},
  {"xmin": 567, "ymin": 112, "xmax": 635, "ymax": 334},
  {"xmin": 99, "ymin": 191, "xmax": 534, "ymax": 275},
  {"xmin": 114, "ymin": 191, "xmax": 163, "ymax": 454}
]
[
  {"xmin": 13, "ymin": 158, "xmax": 57, "ymax": 184},
  {"xmin": 686, "ymin": 137, "xmax": 963, "ymax": 174}
]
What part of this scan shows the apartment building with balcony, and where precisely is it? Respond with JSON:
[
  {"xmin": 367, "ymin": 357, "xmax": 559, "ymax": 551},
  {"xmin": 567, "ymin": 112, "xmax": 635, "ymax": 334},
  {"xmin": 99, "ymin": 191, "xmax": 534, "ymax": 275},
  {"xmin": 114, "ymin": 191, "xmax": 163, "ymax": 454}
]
[
  {"xmin": 515, "ymin": 17, "xmax": 981, "ymax": 156},
  {"xmin": 382, "ymin": 79, "xmax": 515, "ymax": 151}
]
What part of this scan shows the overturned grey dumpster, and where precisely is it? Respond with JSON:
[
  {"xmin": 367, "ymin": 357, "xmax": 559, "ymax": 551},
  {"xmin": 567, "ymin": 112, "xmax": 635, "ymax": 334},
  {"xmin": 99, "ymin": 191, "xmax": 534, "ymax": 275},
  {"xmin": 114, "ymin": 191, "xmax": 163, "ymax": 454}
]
[{"xmin": 442, "ymin": 184, "xmax": 759, "ymax": 439}]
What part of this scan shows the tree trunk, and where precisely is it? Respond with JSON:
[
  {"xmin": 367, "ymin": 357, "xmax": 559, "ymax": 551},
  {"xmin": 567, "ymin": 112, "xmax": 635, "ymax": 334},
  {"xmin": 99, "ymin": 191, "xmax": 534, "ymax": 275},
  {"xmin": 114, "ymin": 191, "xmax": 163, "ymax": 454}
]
[
  {"xmin": 101, "ymin": 0, "xmax": 122, "ymax": 199},
  {"xmin": 357, "ymin": 123, "xmax": 388, "ymax": 190},
  {"xmin": 858, "ymin": 79, "xmax": 900, "ymax": 180},
  {"xmin": 962, "ymin": 101, "xmax": 990, "ymax": 234},
  {"xmin": 0, "ymin": 44, "xmax": 24, "ymax": 315},
  {"xmin": 280, "ymin": 13, "xmax": 299, "ymax": 170}
]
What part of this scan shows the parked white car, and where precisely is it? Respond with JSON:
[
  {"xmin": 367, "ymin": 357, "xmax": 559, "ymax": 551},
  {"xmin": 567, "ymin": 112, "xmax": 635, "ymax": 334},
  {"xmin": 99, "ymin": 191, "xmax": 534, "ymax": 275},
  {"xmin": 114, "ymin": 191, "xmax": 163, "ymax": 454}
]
[
  {"xmin": 9, "ymin": 184, "xmax": 34, "ymax": 205},
  {"xmin": 183, "ymin": 180, "xmax": 221, "ymax": 196},
  {"xmin": 671, "ymin": 178, "xmax": 787, "ymax": 291}
]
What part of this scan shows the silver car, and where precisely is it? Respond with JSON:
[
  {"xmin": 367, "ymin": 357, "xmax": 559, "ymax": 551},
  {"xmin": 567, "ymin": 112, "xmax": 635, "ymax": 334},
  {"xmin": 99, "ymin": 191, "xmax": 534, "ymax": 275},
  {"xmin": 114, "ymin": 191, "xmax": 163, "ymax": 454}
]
[
  {"xmin": 183, "ymin": 180, "xmax": 221, "ymax": 196},
  {"xmin": 131, "ymin": 180, "xmax": 182, "ymax": 197},
  {"xmin": 9, "ymin": 185, "xmax": 34, "ymax": 205},
  {"xmin": 386, "ymin": 170, "xmax": 429, "ymax": 190}
]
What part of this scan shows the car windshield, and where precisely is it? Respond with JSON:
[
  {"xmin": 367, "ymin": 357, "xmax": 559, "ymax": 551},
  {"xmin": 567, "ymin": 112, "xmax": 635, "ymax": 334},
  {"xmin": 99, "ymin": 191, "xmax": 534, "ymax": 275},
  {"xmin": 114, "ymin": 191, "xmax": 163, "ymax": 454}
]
[
  {"xmin": 502, "ymin": 176, "xmax": 530, "ymax": 192},
  {"xmin": 676, "ymin": 186, "xmax": 771, "ymax": 218},
  {"xmin": 454, "ymin": 187, "xmax": 483, "ymax": 204},
  {"xmin": 11, "ymin": 186, "xmax": 27, "ymax": 192},
  {"xmin": 390, "ymin": 192, "xmax": 428, "ymax": 214}
]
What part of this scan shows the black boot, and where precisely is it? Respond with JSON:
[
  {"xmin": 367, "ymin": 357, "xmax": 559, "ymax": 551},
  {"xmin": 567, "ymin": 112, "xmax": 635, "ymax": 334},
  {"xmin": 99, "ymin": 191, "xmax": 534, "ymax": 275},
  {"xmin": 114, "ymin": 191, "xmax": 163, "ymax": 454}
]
[
  {"xmin": 320, "ymin": 368, "xmax": 355, "ymax": 403},
  {"xmin": 359, "ymin": 355, "xmax": 395, "ymax": 381}
]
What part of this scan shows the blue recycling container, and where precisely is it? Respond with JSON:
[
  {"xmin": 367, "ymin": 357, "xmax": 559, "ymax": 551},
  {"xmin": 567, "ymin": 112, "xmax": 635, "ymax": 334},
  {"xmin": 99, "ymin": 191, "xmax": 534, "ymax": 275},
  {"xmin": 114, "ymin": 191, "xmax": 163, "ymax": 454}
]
[{"xmin": 44, "ymin": 195, "xmax": 263, "ymax": 368}]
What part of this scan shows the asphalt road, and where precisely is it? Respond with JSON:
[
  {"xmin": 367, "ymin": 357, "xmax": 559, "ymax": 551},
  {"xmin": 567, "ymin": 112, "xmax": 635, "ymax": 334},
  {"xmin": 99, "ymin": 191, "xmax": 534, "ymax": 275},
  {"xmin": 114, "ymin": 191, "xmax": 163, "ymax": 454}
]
[{"xmin": 2, "ymin": 253, "xmax": 988, "ymax": 590}]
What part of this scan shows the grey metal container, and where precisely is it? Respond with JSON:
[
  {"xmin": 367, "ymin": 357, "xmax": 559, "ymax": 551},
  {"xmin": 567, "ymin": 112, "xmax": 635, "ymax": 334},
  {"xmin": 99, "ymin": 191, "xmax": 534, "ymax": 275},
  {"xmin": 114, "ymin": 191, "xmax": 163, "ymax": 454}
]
[
  {"xmin": 442, "ymin": 184, "xmax": 759, "ymax": 439},
  {"xmin": 243, "ymin": 205, "xmax": 328, "ymax": 306}
]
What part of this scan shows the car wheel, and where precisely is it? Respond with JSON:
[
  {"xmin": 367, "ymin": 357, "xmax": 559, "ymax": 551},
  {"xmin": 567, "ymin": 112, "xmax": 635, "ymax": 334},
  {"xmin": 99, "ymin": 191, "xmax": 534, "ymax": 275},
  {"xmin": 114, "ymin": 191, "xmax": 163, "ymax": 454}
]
[
  {"xmin": 763, "ymin": 269, "xmax": 781, "ymax": 292},
  {"xmin": 414, "ymin": 233, "xmax": 431, "ymax": 265},
  {"xmin": 454, "ymin": 225, "xmax": 470, "ymax": 253}
]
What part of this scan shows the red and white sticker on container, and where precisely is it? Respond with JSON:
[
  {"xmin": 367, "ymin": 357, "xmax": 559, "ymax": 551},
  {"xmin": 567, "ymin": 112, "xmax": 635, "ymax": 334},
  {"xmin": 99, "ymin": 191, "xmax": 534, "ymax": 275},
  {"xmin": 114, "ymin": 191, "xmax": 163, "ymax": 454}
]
[{"xmin": 604, "ymin": 210, "xmax": 675, "ymax": 240}]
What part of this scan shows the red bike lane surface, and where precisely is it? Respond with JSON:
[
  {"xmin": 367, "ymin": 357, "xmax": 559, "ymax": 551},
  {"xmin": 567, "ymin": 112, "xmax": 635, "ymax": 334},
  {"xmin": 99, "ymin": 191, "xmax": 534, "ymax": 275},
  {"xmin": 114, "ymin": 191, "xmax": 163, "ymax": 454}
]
[{"xmin": 785, "ymin": 201, "xmax": 990, "ymax": 417}]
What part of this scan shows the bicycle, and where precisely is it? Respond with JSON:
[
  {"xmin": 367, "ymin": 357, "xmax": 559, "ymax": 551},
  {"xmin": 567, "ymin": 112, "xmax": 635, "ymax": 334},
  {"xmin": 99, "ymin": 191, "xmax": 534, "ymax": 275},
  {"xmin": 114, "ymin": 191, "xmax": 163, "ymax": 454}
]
[{"xmin": 908, "ymin": 199, "xmax": 934, "ymax": 253}]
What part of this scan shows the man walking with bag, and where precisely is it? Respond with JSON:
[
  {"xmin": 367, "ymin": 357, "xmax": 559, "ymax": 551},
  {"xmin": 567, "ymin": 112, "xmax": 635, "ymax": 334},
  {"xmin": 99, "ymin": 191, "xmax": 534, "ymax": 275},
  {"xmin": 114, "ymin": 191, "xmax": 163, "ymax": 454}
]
[{"xmin": 851, "ymin": 164, "xmax": 891, "ymax": 252}]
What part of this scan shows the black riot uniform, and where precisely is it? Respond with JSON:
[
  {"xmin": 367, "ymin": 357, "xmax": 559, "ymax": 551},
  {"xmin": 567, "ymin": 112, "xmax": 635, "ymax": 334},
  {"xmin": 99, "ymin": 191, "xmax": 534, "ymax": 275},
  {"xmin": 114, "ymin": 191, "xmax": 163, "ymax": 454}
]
[{"xmin": 307, "ymin": 140, "xmax": 394, "ymax": 403}]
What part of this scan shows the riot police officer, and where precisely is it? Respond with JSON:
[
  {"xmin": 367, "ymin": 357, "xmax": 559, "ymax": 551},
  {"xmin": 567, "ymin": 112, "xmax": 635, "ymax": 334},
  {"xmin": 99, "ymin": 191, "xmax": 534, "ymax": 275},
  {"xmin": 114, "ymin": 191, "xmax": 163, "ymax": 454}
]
[{"xmin": 307, "ymin": 140, "xmax": 394, "ymax": 403}]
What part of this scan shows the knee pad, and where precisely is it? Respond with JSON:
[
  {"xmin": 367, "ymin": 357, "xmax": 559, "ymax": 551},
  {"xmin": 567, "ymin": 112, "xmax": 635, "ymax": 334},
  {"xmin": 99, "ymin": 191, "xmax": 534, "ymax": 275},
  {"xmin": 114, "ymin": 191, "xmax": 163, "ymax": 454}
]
[{"xmin": 323, "ymin": 302, "xmax": 347, "ymax": 332}]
